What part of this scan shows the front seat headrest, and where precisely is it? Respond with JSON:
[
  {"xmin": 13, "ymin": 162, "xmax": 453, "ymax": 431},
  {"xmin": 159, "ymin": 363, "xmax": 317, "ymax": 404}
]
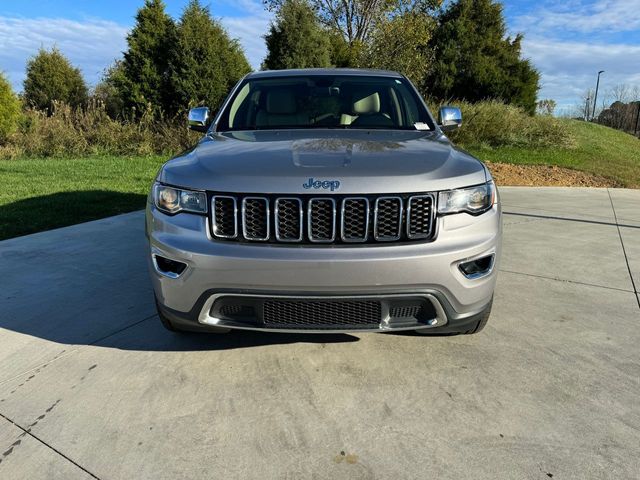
[{"xmin": 353, "ymin": 91, "xmax": 381, "ymax": 115}]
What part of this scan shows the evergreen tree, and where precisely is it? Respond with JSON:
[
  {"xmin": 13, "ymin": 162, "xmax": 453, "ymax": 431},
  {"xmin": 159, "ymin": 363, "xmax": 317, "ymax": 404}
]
[
  {"xmin": 262, "ymin": 0, "xmax": 332, "ymax": 70},
  {"xmin": 426, "ymin": 0, "xmax": 539, "ymax": 114},
  {"xmin": 168, "ymin": 0, "xmax": 251, "ymax": 114},
  {"xmin": 0, "ymin": 72, "xmax": 21, "ymax": 142},
  {"xmin": 23, "ymin": 47, "xmax": 88, "ymax": 112},
  {"xmin": 118, "ymin": 0, "xmax": 176, "ymax": 116}
]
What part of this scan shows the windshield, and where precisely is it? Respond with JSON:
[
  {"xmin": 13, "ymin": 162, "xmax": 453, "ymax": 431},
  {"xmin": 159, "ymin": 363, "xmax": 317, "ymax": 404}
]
[{"xmin": 216, "ymin": 75, "xmax": 434, "ymax": 132}]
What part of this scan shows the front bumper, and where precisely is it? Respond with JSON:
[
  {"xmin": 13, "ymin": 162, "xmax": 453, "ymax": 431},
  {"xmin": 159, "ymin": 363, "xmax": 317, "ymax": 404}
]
[{"xmin": 146, "ymin": 200, "xmax": 501, "ymax": 333}]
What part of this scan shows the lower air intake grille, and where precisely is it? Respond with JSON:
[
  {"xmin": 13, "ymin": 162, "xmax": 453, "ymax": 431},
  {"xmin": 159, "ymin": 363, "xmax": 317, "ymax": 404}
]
[{"xmin": 263, "ymin": 299, "xmax": 382, "ymax": 329}]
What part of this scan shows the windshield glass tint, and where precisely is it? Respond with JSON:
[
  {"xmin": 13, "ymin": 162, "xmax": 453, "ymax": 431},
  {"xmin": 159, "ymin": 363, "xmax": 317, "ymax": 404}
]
[{"xmin": 217, "ymin": 75, "xmax": 433, "ymax": 131}]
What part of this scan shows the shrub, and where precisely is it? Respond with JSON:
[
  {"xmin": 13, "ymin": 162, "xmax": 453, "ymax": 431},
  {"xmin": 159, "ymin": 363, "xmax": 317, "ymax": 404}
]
[
  {"xmin": 1, "ymin": 101, "xmax": 198, "ymax": 159},
  {"xmin": 431, "ymin": 100, "xmax": 575, "ymax": 149},
  {"xmin": 0, "ymin": 73, "xmax": 21, "ymax": 143}
]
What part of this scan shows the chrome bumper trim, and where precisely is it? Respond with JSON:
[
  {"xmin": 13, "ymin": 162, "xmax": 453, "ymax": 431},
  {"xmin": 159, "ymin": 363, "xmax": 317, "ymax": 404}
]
[{"xmin": 197, "ymin": 292, "xmax": 448, "ymax": 333}]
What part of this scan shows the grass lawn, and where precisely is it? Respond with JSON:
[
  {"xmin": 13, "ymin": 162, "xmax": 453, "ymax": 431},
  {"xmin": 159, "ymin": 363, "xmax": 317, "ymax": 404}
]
[
  {"xmin": 466, "ymin": 120, "xmax": 640, "ymax": 188},
  {"xmin": 0, "ymin": 155, "xmax": 166, "ymax": 240}
]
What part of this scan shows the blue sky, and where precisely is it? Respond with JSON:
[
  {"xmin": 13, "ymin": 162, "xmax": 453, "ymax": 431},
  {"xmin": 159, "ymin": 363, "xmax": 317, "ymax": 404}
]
[{"xmin": 1, "ymin": 0, "xmax": 639, "ymax": 112}]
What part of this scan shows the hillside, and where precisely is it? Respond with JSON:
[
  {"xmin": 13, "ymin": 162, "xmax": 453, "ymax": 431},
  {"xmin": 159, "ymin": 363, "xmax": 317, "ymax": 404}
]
[{"xmin": 466, "ymin": 120, "xmax": 640, "ymax": 188}]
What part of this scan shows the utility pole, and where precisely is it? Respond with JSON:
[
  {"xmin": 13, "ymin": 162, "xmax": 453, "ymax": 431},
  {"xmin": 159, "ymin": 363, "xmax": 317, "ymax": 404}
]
[
  {"xmin": 585, "ymin": 95, "xmax": 591, "ymax": 121},
  {"xmin": 592, "ymin": 70, "xmax": 604, "ymax": 121}
]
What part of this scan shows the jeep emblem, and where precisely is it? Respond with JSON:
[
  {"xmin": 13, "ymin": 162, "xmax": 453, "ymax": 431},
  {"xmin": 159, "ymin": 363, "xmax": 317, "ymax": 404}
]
[{"xmin": 302, "ymin": 178, "xmax": 341, "ymax": 191}]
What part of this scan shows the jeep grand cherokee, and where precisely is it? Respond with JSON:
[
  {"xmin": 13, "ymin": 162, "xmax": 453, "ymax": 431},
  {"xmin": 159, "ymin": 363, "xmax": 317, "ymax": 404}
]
[{"xmin": 146, "ymin": 69, "xmax": 501, "ymax": 335}]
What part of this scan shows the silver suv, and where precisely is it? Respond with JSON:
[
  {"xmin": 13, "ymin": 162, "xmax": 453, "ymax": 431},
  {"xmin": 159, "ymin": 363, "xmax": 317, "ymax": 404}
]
[{"xmin": 146, "ymin": 69, "xmax": 501, "ymax": 335}]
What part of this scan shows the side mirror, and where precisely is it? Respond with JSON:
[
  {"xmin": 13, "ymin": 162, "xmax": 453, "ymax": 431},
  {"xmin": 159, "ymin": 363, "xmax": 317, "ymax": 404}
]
[
  {"xmin": 438, "ymin": 106, "xmax": 462, "ymax": 132},
  {"xmin": 188, "ymin": 107, "xmax": 211, "ymax": 132}
]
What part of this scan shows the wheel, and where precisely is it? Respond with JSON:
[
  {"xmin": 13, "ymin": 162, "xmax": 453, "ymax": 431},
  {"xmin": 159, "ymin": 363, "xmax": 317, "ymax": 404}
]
[{"xmin": 415, "ymin": 297, "xmax": 493, "ymax": 335}]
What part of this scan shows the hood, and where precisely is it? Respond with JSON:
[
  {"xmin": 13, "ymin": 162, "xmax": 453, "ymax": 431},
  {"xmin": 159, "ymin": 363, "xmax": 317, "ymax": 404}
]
[{"xmin": 159, "ymin": 130, "xmax": 486, "ymax": 194}]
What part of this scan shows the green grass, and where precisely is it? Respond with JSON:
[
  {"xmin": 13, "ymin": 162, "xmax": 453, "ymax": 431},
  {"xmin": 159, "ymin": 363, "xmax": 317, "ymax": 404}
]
[
  {"xmin": 0, "ymin": 155, "xmax": 166, "ymax": 240},
  {"xmin": 465, "ymin": 119, "xmax": 640, "ymax": 188}
]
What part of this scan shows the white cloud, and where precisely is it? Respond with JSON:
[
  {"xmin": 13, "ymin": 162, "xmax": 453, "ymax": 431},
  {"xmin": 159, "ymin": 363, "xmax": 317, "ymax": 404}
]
[
  {"xmin": 521, "ymin": 37, "xmax": 640, "ymax": 112},
  {"xmin": 0, "ymin": 16, "xmax": 128, "ymax": 90},
  {"xmin": 220, "ymin": 13, "xmax": 272, "ymax": 69},
  {"xmin": 514, "ymin": 0, "xmax": 640, "ymax": 34}
]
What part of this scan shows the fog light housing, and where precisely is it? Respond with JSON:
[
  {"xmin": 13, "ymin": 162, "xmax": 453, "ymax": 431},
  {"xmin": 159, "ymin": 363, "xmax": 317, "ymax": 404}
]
[
  {"xmin": 152, "ymin": 254, "xmax": 187, "ymax": 278},
  {"xmin": 459, "ymin": 254, "xmax": 495, "ymax": 279}
]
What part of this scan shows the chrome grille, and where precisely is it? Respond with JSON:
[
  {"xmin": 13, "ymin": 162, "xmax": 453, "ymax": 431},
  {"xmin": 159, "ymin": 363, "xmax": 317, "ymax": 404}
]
[
  {"xmin": 211, "ymin": 196, "xmax": 237, "ymax": 238},
  {"xmin": 275, "ymin": 198, "xmax": 303, "ymax": 242},
  {"xmin": 209, "ymin": 193, "xmax": 435, "ymax": 245},
  {"xmin": 374, "ymin": 197, "xmax": 402, "ymax": 241},
  {"xmin": 308, "ymin": 198, "xmax": 336, "ymax": 242},
  {"xmin": 242, "ymin": 197, "xmax": 269, "ymax": 241},
  {"xmin": 407, "ymin": 195, "xmax": 434, "ymax": 239},
  {"xmin": 341, "ymin": 198, "xmax": 369, "ymax": 242}
]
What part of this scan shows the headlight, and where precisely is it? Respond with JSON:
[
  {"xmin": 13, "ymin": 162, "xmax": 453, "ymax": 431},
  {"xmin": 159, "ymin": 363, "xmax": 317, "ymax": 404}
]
[
  {"xmin": 438, "ymin": 181, "xmax": 495, "ymax": 215},
  {"xmin": 154, "ymin": 183, "xmax": 207, "ymax": 214}
]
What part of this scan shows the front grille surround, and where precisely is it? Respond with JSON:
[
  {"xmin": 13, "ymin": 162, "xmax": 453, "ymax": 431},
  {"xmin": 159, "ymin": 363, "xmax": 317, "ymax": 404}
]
[
  {"xmin": 209, "ymin": 192, "xmax": 436, "ymax": 245},
  {"xmin": 211, "ymin": 195, "xmax": 238, "ymax": 238},
  {"xmin": 374, "ymin": 196, "xmax": 403, "ymax": 241},
  {"xmin": 341, "ymin": 197, "xmax": 370, "ymax": 242},
  {"xmin": 242, "ymin": 197, "xmax": 270, "ymax": 241},
  {"xmin": 406, "ymin": 195, "xmax": 435, "ymax": 239},
  {"xmin": 275, "ymin": 197, "xmax": 303, "ymax": 242},
  {"xmin": 308, "ymin": 198, "xmax": 336, "ymax": 243}
]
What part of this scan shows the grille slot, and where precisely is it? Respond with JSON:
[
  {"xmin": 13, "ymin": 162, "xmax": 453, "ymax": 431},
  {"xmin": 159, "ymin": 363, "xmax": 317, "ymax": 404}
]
[
  {"xmin": 374, "ymin": 197, "xmax": 403, "ymax": 241},
  {"xmin": 242, "ymin": 197, "xmax": 269, "ymax": 241},
  {"xmin": 275, "ymin": 198, "xmax": 303, "ymax": 242},
  {"xmin": 308, "ymin": 198, "xmax": 336, "ymax": 242},
  {"xmin": 210, "ymin": 193, "xmax": 435, "ymax": 245},
  {"xmin": 211, "ymin": 196, "xmax": 237, "ymax": 238},
  {"xmin": 390, "ymin": 305, "xmax": 422, "ymax": 318},
  {"xmin": 407, "ymin": 195, "xmax": 434, "ymax": 239},
  {"xmin": 263, "ymin": 299, "xmax": 381, "ymax": 329},
  {"xmin": 341, "ymin": 198, "xmax": 369, "ymax": 242}
]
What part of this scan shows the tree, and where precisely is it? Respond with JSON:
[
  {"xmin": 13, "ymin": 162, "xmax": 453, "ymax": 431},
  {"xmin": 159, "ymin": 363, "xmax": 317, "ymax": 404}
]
[
  {"xmin": 536, "ymin": 99, "xmax": 556, "ymax": 116},
  {"xmin": 168, "ymin": 0, "xmax": 251, "ymax": 114},
  {"xmin": 264, "ymin": 0, "xmax": 441, "ymax": 48},
  {"xmin": 263, "ymin": 0, "xmax": 332, "ymax": 70},
  {"xmin": 23, "ymin": 47, "xmax": 88, "ymax": 112},
  {"xmin": 0, "ymin": 72, "xmax": 21, "ymax": 142},
  {"xmin": 363, "ymin": 11, "xmax": 435, "ymax": 84},
  {"xmin": 118, "ymin": 0, "xmax": 176, "ymax": 116},
  {"xmin": 426, "ymin": 0, "xmax": 539, "ymax": 114},
  {"xmin": 93, "ymin": 61, "xmax": 127, "ymax": 119}
]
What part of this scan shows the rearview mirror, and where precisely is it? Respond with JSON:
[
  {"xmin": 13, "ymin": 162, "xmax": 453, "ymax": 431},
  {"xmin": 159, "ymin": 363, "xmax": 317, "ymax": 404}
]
[
  {"xmin": 188, "ymin": 107, "xmax": 211, "ymax": 132},
  {"xmin": 438, "ymin": 106, "xmax": 462, "ymax": 132}
]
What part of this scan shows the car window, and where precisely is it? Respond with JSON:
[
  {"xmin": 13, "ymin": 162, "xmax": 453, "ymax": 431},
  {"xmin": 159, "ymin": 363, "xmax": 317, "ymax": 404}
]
[{"xmin": 218, "ymin": 75, "xmax": 433, "ymax": 131}]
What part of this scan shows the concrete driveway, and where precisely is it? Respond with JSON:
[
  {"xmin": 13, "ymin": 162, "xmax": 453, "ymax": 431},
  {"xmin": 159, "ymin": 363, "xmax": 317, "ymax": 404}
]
[{"xmin": 0, "ymin": 187, "xmax": 638, "ymax": 480}]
